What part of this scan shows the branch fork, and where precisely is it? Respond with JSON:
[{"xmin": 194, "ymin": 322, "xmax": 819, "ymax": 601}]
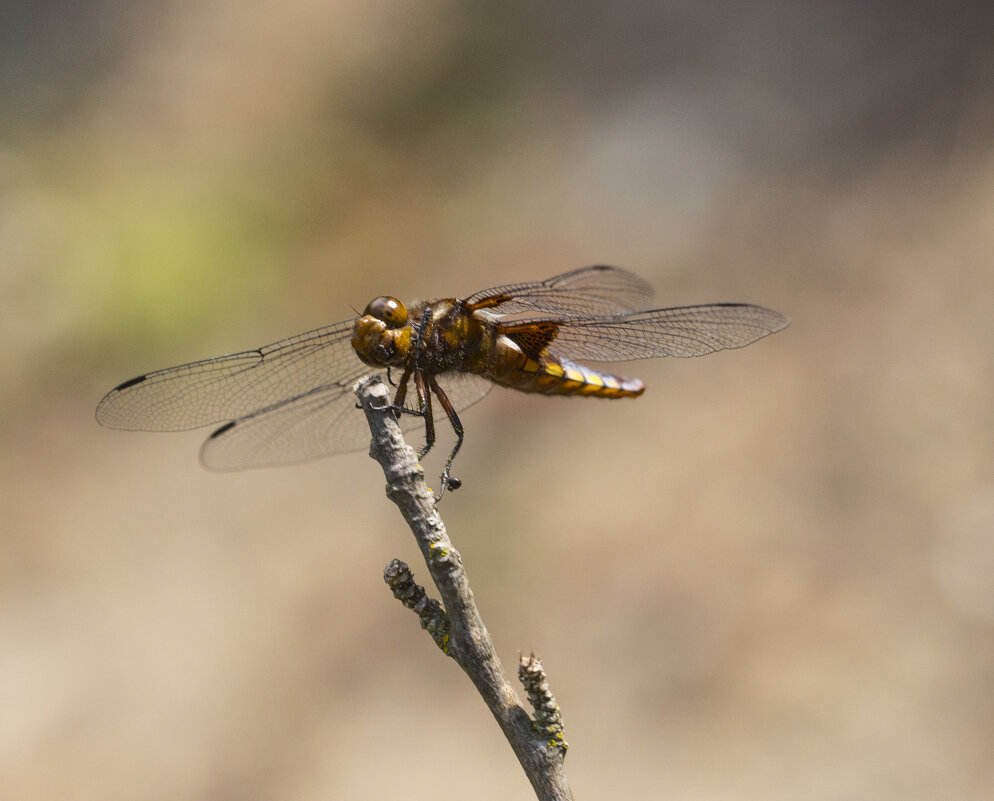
[{"xmin": 355, "ymin": 375, "xmax": 572, "ymax": 801}]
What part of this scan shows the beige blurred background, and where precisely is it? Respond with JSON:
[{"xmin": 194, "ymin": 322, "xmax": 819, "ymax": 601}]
[{"xmin": 3, "ymin": 1, "xmax": 994, "ymax": 798}]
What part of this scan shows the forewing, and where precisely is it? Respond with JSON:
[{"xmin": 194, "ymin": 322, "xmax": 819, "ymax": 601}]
[
  {"xmin": 95, "ymin": 319, "xmax": 362, "ymax": 431},
  {"xmin": 517, "ymin": 304, "xmax": 789, "ymax": 361},
  {"xmin": 465, "ymin": 265, "xmax": 654, "ymax": 316}
]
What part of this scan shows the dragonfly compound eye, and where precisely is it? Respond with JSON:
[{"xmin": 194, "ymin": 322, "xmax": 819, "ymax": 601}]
[{"xmin": 363, "ymin": 297, "xmax": 408, "ymax": 328}]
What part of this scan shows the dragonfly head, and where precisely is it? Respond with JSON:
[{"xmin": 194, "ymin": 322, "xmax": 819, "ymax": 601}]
[{"xmin": 352, "ymin": 297, "xmax": 412, "ymax": 367}]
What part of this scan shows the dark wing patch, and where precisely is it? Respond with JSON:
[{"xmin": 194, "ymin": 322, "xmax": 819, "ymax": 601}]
[
  {"xmin": 465, "ymin": 265, "xmax": 654, "ymax": 317},
  {"xmin": 499, "ymin": 320, "xmax": 561, "ymax": 358}
]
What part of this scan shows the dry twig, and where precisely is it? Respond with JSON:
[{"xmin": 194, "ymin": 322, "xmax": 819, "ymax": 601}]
[{"xmin": 354, "ymin": 375, "xmax": 572, "ymax": 801}]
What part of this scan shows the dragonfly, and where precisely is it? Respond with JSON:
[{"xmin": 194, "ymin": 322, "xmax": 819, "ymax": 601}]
[{"xmin": 96, "ymin": 265, "xmax": 788, "ymax": 498}]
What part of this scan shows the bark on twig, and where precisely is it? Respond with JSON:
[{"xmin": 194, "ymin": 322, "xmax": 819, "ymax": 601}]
[{"xmin": 354, "ymin": 375, "xmax": 572, "ymax": 801}]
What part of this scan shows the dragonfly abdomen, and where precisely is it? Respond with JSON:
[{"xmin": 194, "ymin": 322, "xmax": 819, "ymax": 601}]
[{"xmin": 494, "ymin": 354, "xmax": 644, "ymax": 398}]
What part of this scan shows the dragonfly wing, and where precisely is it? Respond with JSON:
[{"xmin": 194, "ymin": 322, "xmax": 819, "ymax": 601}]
[
  {"xmin": 200, "ymin": 379, "xmax": 375, "ymax": 470},
  {"xmin": 465, "ymin": 265, "xmax": 654, "ymax": 316},
  {"xmin": 202, "ymin": 370, "xmax": 495, "ymax": 471},
  {"xmin": 432, "ymin": 371, "xmax": 495, "ymax": 412},
  {"xmin": 521, "ymin": 303, "xmax": 789, "ymax": 361},
  {"xmin": 96, "ymin": 319, "xmax": 360, "ymax": 431}
]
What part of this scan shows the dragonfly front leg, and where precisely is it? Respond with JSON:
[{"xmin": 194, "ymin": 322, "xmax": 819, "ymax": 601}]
[
  {"xmin": 390, "ymin": 367, "xmax": 412, "ymax": 419},
  {"xmin": 429, "ymin": 376, "xmax": 464, "ymax": 500}
]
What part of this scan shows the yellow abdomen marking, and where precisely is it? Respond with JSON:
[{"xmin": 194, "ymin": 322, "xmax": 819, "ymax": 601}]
[
  {"xmin": 531, "ymin": 358, "xmax": 643, "ymax": 397},
  {"xmin": 489, "ymin": 337, "xmax": 644, "ymax": 397}
]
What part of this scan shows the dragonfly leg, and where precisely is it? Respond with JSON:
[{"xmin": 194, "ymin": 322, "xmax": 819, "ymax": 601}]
[
  {"xmin": 428, "ymin": 375, "xmax": 464, "ymax": 501},
  {"xmin": 414, "ymin": 370, "xmax": 435, "ymax": 460},
  {"xmin": 390, "ymin": 367, "xmax": 413, "ymax": 420},
  {"xmin": 386, "ymin": 368, "xmax": 435, "ymax": 459}
]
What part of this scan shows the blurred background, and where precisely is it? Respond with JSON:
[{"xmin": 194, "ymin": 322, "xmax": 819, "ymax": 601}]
[{"xmin": 3, "ymin": 0, "xmax": 994, "ymax": 798}]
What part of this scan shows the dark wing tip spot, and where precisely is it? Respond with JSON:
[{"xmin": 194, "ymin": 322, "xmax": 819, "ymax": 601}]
[
  {"xmin": 209, "ymin": 421, "xmax": 237, "ymax": 439},
  {"xmin": 114, "ymin": 374, "xmax": 148, "ymax": 391}
]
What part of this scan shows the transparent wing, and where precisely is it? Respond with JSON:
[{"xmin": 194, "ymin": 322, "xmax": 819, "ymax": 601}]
[
  {"xmin": 432, "ymin": 370, "xmax": 495, "ymax": 411},
  {"xmin": 512, "ymin": 304, "xmax": 789, "ymax": 361},
  {"xmin": 201, "ymin": 370, "xmax": 496, "ymax": 471},
  {"xmin": 200, "ymin": 381, "xmax": 375, "ymax": 470},
  {"xmin": 95, "ymin": 320, "xmax": 363, "ymax": 432},
  {"xmin": 465, "ymin": 265, "xmax": 654, "ymax": 316}
]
